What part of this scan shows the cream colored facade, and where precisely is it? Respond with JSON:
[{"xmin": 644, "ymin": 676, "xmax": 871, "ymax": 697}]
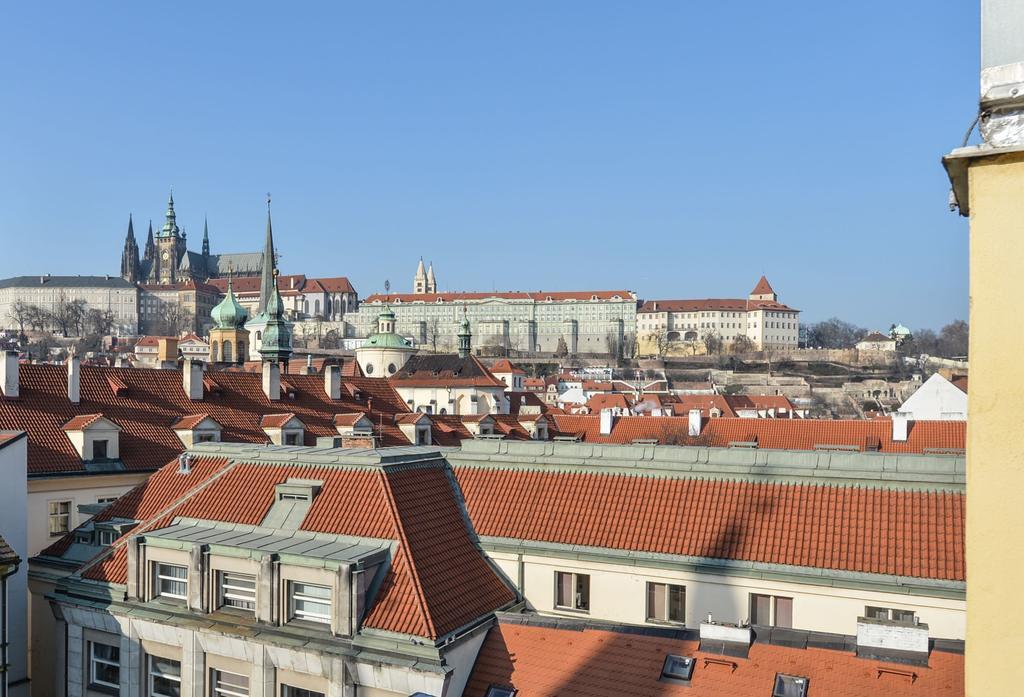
[
  {"xmin": 0, "ymin": 275, "xmax": 138, "ymax": 336},
  {"xmin": 393, "ymin": 384, "xmax": 508, "ymax": 415},
  {"xmin": 485, "ymin": 548, "xmax": 965, "ymax": 640}
]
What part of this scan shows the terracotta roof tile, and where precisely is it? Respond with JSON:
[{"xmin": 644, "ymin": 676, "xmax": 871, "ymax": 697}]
[
  {"xmin": 62, "ymin": 413, "xmax": 107, "ymax": 431},
  {"xmin": 259, "ymin": 413, "xmax": 299, "ymax": 428},
  {"xmin": 465, "ymin": 620, "xmax": 964, "ymax": 697},
  {"xmin": 455, "ymin": 467, "xmax": 965, "ymax": 581},
  {"xmin": 0, "ymin": 364, "xmax": 414, "ymax": 475},
  {"xmin": 364, "ymin": 290, "xmax": 634, "ymax": 303}
]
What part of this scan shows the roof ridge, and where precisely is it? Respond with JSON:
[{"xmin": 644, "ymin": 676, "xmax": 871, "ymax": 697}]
[
  {"xmin": 73, "ymin": 456, "xmax": 238, "ymax": 578},
  {"xmin": 377, "ymin": 469, "xmax": 437, "ymax": 637}
]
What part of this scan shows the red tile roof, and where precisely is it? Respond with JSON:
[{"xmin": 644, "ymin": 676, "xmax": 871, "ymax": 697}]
[
  {"xmin": 583, "ymin": 393, "xmax": 633, "ymax": 413},
  {"xmin": 860, "ymin": 332, "xmax": 894, "ymax": 343},
  {"xmin": 69, "ymin": 454, "xmax": 515, "ymax": 639},
  {"xmin": 465, "ymin": 619, "xmax": 964, "ymax": 697},
  {"xmin": 333, "ymin": 412, "xmax": 369, "ymax": 427},
  {"xmin": 751, "ymin": 275, "xmax": 776, "ymax": 296},
  {"xmin": 455, "ymin": 468, "xmax": 965, "ymax": 581},
  {"xmin": 0, "ymin": 364, "xmax": 414, "ymax": 475},
  {"xmin": 489, "ymin": 359, "xmax": 525, "ymax": 374},
  {"xmin": 549, "ymin": 415, "xmax": 965, "ymax": 453},
  {"xmin": 170, "ymin": 414, "xmax": 216, "ymax": 430},
  {"xmin": 259, "ymin": 413, "xmax": 300, "ymax": 428},
  {"xmin": 667, "ymin": 395, "xmax": 737, "ymax": 418},
  {"xmin": 638, "ymin": 298, "xmax": 799, "ymax": 313},
  {"xmin": 952, "ymin": 377, "xmax": 968, "ymax": 394},
  {"xmin": 62, "ymin": 413, "xmax": 108, "ymax": 431},
  {"xmin": 364, "ymin": 290, "xmax": 635, "ymax": 303},
  {"xmin": 508, "ymin": 392, "xmax": 548, "ymax": 416}
]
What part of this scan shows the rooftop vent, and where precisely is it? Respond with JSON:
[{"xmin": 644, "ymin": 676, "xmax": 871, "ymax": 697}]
[{"xmin": 178, "ymin": 453, "xmax": 193, "ymax": 474}]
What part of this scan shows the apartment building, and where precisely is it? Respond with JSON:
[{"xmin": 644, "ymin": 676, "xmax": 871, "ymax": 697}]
[
  {"xmin": 638, "ymin": 276, "xmax": 799, "ymax": 354},
  {"xmin": 37, "ymin": 444, "xmax": 516, "ymax": 697},
  {"xmin": 0, "ymin": 275, "xmax": 139, "ymax": 336}
]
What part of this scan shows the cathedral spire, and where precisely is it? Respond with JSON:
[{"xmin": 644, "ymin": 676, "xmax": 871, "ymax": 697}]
[
  {"xmin": 144, "ymin": 221, "xmax": 155, "ymax": 261},
  {"xmin": 257, "ymin": 194, "xmax": 276, "ymax": 315},
  {"xmin": 202, "ymin": 217, "xmax": 210, "ymax": 256},
  {"xmin": 161, "ymin": 189, "xmax": 179, "ymax": 238},
  {"xmin": 120, "ymin": 214, "xmax": 140, "ymax": 282}
]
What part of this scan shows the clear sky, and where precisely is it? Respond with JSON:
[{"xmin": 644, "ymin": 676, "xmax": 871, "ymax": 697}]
[{"xmin": 0, "ymin": 2, "xmax": 976, "ymax": 329}]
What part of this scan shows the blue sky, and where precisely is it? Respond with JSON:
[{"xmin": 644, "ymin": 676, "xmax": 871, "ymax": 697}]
[{"xmin": 0, "ymin": 2, "xmax": 975, "ymax": 329}]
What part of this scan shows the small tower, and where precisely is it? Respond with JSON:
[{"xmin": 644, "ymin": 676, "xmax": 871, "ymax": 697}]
[
  {"xmin": 156, "ymin": 191, "xmax": 183, "ymax": 285},
  {"xmin": 749, "ymin": 275, "xmax": 778, "ymax": 303},
  {"xmin": 426, "ymin": 261, "xmax": 437, "ymax": 294},
  {"xmin": 208, "ymin": 275, "xmax": 249, "ymax": 365},
  {"xmin": 458, "ymin": 307, "xmax": 472, "ymax": 358},
  {"xmin": 258, "ymin": 270, "xmax": 293, "ymax": 368},
  {"xmin": 120, "ymin": 215, "xmax": 140, "ymax": 283},
  {"xmin": 202, "ymin": 218, "xmax": 210, "ymax": 257},
  {"xmin": 413, "ymin": 257, "xmax": 427, "ymax": 294},
  {"xmin": 355, "ymin": 302, "xmax": 416, "ymax": 377}
]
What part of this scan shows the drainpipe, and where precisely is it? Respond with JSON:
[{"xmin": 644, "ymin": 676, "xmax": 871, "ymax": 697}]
[{"xmin": 0, "ymin": 559, "xmax": 19, "ymax": 697}]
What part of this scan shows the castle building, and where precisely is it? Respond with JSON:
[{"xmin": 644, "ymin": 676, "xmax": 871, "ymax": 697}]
[
  {"xmin": 413, "ymin": 257, "xmax": 437, "ymax": 294},
  {"xmin": 120, "ymin": 192, "xmax": 266, "ymax": 286}
]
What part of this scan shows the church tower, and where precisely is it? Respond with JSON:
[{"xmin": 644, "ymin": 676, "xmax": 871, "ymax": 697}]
[
  {"xmin": 257, "ymin": 198, "xmax": 276, "ymax": 315},
  {"xmin": 413, "ymin": 257, "xmax": 427, "ymax": 294},
  {"xmin": 208, "ymin": 275, "xmax": 249, "ymax": 365},
  {"xmin": 458, "ymin": 307, "xmax": 473, "ymax": 358},
  {"xmin": 426, "ymin": 261, "xmax": 437, "ymax": 293},
  {"xmin": 144, "ymin": 221, "xmax": 155, "ymax": 263},
  {"xmin": 155, "ymin": 191, "xmax": 183, "ymax": 285},
  {"xmin": 120, "ymin": 215, "xmax": 140, "ymax": 283},
  {"xmin": 259, "ymin": 271, "xmax": 293, "ymax": 368}
]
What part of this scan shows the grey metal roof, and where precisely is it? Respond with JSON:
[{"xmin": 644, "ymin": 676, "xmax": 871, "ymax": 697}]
[
  {"xmin": 208, "ymin": 252, "xmax": 264, "ymax": 276},
  {"xmin": 0, "ymin": 275, "xmax": 136, "ymax": 289},
  {"xmin": 188, "ymin": 441, "xmax": 452, "ymax": 467},
  {"xmin": 146, "ymin": 518, "xmax": 391, "ymax": 565}
]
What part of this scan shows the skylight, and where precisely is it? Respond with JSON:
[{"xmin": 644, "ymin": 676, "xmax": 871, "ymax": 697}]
[
  {"xmin": 660, "ymin": 654, "xmax": 695, "ymax": 684},
  {"xmin": 773, "ymin": 674, "xmax": 809, "ymax": 697},
  {"xmin": 484, "ymin": 686, "xmax": 516, "ymax": 697}
]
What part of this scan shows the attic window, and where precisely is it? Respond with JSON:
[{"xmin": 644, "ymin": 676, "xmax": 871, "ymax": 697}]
[
  {"xmin": 660, "ymin": 655, "xmax": 695, "ymax": 684},
  {"xmin": 728, "ymin": 440, "xmax": 758, "ymax": 449},
  {"xmin": 484, "ymin": 686, "xmax": 516, "ymax": 697},
  {"xmin": 772, "ymin": 674, "xmax": 809, "ymax": 697}
]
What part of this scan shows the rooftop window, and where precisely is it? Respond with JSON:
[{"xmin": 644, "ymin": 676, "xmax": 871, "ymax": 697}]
[
  {"xmin": 218, "ymin": 571, "xmax": 256, "ymax": 612},
  {"xmin": 484, "ymin": 687, "xmax": 517, "ymax": 697},
  {"xmin": 660, "ymin": 655, "xmax": 695, "ymax": 684},
  {"xmin": 772, "ymin": 674, "xmax": 809, "ymax": 697},
  {"xmin": 153, "ymin": 562, "xmax": 187, "ymax": 601},
  {"xmin": 289, "ymin": 581, "xmax": 331, "ymax": 625}
]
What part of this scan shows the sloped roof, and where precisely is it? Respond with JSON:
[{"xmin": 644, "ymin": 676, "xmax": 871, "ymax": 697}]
[
  {"xmin": 0, "ymin": 364, "xmax": 413, "ymax": 475},
  {"xmin": 489, "ymin": 359, "xmax": 525, "ymax": 374},
  {"xmin": 860, "ymin": 332, "xmax": 895, "ymax": 343},
  {"xmin": 0, "ymin": 275, "xmax": 135, "ymax": 289},
  {"xmin": 455, "ymin": 467, "xmax": 965, "ymax": 580},
  {"xmin": 364, "ymin": 290, "xmax": 635, "ymax": 303},
  {"xmin": 549, "ymin": 414, "xmax": 965, "ymax": 453},
  {"xmin": 465, "ymin": 617, "xmax": 964, "ymax": 697},
  {"xmin": 751, "ymin": 275, "xmax": 775, "ymax": 295},
  {"xmin": 724, "ymin": 394, "xmax": 795, "ymax": 412},
  {"xmin": 391, "ymin": 354, "xmax": 505, "ymax": 388},
  {"xmin": 63, "ymin": 452, "xmax": 515, "ymax": 639}
]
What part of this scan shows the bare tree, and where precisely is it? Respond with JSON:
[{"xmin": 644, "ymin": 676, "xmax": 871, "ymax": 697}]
[
  {"xmin": 605, "ymin": 333, "xmax": 620, "ymax": 361},
  {"xmin": 25, "ymin": 305, "xmax": 49, "ymax": 332},
  {"xmin": 50, "ymin": 292, "xmax": 88, "ymax": 337},
  {"xmin": 425, "ymin": 317, "xmax": 441, "ymax": 353},
  {"xmin": 730, "ymin": 335, "xmax": 755, "ymax": 354},
  {"xmin": 555, "ymin": 336, "xmax": 569, "ymax": 358},
  {"xmin": 8, "ymin": 301, "xmax": 31, "ymax": 337},
  {"xmin": 320, "ymin": 329, "xmax": 341, "ymax": 349},
  {"xmin": 621, "ymin": 333, "xmax": 637, "ymax": 360},
  {"xmin": 149, "ymin": 303, "xmax": 194, "ymax": 336},
  {"xmin": 85, "ymin": 308, "xmax": 115, "ymax": 336},
  {"xmin": 651, "ymin": 330, "xmax": 670, "ymax": 358},
  {"xmin": 702, "ymin": 330, "xmax": 723, "ymax": 356}
]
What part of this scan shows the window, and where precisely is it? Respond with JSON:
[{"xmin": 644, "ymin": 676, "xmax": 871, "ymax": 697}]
[
  {"xmin": 284, "ymin": 432, "xmax": 300, "ymax": 446},
  {"xmin": 289, "ymin": 581, "xmax": 331, "ymax": 624},
  {"xmin": 484, "ymin": 686, "xmax": 516, "ymax": 697},
  {"xmin": 89, "ymin": 641, "xmax": 120, "ymax": 691},
  {"xmin": 772, "ymin": 674, "xmax": 809, "ymax": 697},
  {"xmin": 49, "ymin": 500, "xmax": 71, "ymax": 536},
  {"xmin": 750, "ymin": 594, "xmax": 792, "ymax": 628},
  {"xmin": 212, "ymin": 670, "xmax": 249, "ymax": 697},
  {"xmin": 153, "ymin": 562, "xmax": 188, "ymax": 600},
  {"xmin": 281, "ymin": 688, "xmax": 324, "ymax": 697},
  {"xmin": 660, "ymin": 654, "xmax": 695, "ymax": 684},
  {"xmin": 96, "ymin": 496, "xmax": 118, "ymax": 505},
  {"xmin": 98, "ymin": 529, "xmax": 117, "ymax": 546},
  {"xmin": 92, "ymin": 440, "xmax": 109, "ymax": 459},
  {"xmin": 218, "ymin": 571, "xmax": 256, "ymax": 612},
  {"xmin": 147, "ymin": 656, "xmax": 181, "ymax": 697},
  {"xmin": 865, "ymin": 606, "xmax": 916, "ymax": 624},
  {"xmin": 646, "ymin": 582, "xmax": 685, "ymax": 623},
  {"xmin": 554, "ymin": 571, "xmax": 589, "ymax": 611}
]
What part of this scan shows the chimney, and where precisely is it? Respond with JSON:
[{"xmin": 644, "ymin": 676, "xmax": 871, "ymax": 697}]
[
  {"xmin": 67, "ymin": 354, "xmax": 80, "ymax": 404},
  {"xmin": 178, "ymin": 452, "xmax": 193, "ymax": 474},
  {"xmin": 599, "ymin": 408, "xmax": 615, "ymax": 436},
  {"xmin": 183, "ymin": 360, "xmax": 204, "ymax": 400},
  {"xmin": 303, "ymin": 353, "xmax": 314, "ymax": 375},
  {"xmin": 262, "ymin": 361, "xmax": 281, "ymax": 401},
  {"xmin": 114, "ymin": 354, "xmax": 124, "ymax": 368},
  {"xmin": 892, "ymin": 411, "xmax": 909, "ymax": 442},
  {"xmin": 157, "ymin": 337, "xmax": 179, "ymax": 365},
  {"xmin": 324, "ymin": 365, "xmax": 341, "ymax": 400},
  {"xmin": 688, "ymin": 409, "xmax": 702, "ymax": 437},
  {"xmin": 855, "ymin": 615, "xmax": 929, "ymax": 664},
  {"xmin": 0, "ymin": 351, "xmax": 18, "ymax": 398}
]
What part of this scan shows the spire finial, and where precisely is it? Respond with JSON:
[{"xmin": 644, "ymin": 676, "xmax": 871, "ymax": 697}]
[{"xmin": 267, "ymin": 192, "xmax": 272, "ymax": 210}]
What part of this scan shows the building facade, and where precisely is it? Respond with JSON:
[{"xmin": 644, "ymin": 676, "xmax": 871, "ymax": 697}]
[
  {"xmin": 0, "ymin": 275, "xmax": 138, "ymax": 336},
  {"xmin": 637, "ymin": 276, "xmax": 799, "ymax": 355},
  {"xmin": 354, "ymin": 288, "xmax": 637, "ymax": 356}
]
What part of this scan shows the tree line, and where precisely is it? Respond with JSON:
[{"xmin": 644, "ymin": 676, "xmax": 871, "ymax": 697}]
[
  {"xmin": 7, "ymin": 293, "xmax": 116, "ymax": 338},
  {"xmin": 806, "ymin": 317, "xmax": 969, "ymax": 358}
]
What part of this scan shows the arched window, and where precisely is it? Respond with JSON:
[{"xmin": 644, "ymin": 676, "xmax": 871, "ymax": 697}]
[
  {"xmin": 210, "ymin": 341, "xmax": 219, "ymax": 363},
  {"xmin": 256, "ymin": 331, "xmax": 262, "ymax": 341},
  {"xmin": 304, "ymin": 300, "xmax": 309, "ymax": 315},
  {"xmin": 223, "ymin": 340, "xmax": 233, "ymax": 363},
  {"xmin": 314, "ymin": 299, "xmax": 321, "ymax": 316},
  {"xmin": 238, "ymin": 342, "xmax": 246, "ymax": 359}
]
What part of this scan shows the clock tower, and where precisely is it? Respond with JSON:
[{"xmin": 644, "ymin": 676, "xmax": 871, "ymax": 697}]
[{"xmin": 155, "ymin": 191, "xmax": 183, "ymax": 285}]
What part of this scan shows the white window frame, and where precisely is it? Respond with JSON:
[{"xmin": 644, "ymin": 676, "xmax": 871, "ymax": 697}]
[
  {"xmin": 153, "ymin": 562, "xmax": 188, "ymax": 601},
  {"xmin": 218, "ymin": 571, "xmax": 257, "ymax": 612},
  {"xmin": 88, "ymin": 640, "xmax": 120, "ymax": 691},
  {"xmin": 48, "ymin": 499, "xmax": 72, "ymax": 537},
  {"xmin": 280, "ymin": 687, "xmax": 324, "ymax": 697},
  {"xmin": 147, "ymin": 655, "xmax": 181, "ymax": 697},
  {"xmin": 288, "ymin": 581, "xmax": 332, "ymax": 624},
  {"xmin": 554, "ymin": 571, "xmax": 590, "ymax": 612},
  {"xmin": 211, "ymin": 669, "xmax": 250, "ymax": 697},
  {"xmin": 646, "ymin": 582, "xmax": 686, "ymax": 624}
]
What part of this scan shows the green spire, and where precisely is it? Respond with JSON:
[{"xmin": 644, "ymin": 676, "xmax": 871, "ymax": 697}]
[
  {"xmin": 458, "ymin": 306, "xmax": 472, "ymax": 358},
  {"xmin": 259, "ymin": 269, "xmax": 292, "ymax": 365},
  {"xmin": 161, "ymin": 189, "xmax": 179, "ymax": 238},
  {"xmin": 258, "ymin": 194, "xmax": 276, "ymax": 315}
]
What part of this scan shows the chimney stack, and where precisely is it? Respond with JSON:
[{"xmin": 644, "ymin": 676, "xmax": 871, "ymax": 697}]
[
  {"xmin": 0, "ymin": 351, "xmax": 19, "ymax": 398},
  {"xmin": 67, "ymin": 353, "xmax": 81, "ymax": 404},
  {"xmin": 262, "ymin": 361, "xmax": 281, "ymax": 401},
  {"xmin": 892, "ymin": 411, "xmax": 909, "ymax": 442},
  {"xmin": 599, "ymin": 408, "xmax": 615, "ymax": 436},
  {"xmin": 183, "ymin": 360, "xmax": 204, "ymax": 400},
  {"xmin": 303, "ymin": 353, "xmax": 314, "ymax": 375},
  {"xmin": 324, "ymin": 365, "xmax": 341, "ymax": 400},
  {"xmin": 688, "ymin": 409, "xmax": 702, "ymax": 437}
]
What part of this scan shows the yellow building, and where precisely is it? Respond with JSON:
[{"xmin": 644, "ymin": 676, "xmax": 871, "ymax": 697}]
[{"xmin": 943, "ymin": 4, "xmax": 1024, "ymax": 691}]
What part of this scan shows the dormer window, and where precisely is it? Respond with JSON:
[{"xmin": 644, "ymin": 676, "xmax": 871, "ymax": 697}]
[
  {"xmin": 92, "ymin": 440, "xmax": 108, "ymax": 460},
  {"xmin": 62, "ymin": 414, "xmax": 121, "ymax": 463},
  {"xmin": 261, "ymin": 413, "xmax": 306, "ymax": 446},
  {"xmin": 172, "ymin": 415, "xmax": 223, "ymax": 448},
  {"xmin": 153, "ymin": 562, "xmax": 188, "ymax": 601}
]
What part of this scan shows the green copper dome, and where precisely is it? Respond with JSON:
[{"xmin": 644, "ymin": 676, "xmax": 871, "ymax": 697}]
[
  {"xmin": 211, "ymin": 280, "xmax": 247, "ymax": 329},
  {"xmin": 364, "ymin": 307, "xmax": 412, "ymax": 349}
]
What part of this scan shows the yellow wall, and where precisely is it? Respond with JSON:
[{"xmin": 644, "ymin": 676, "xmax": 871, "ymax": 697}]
[{"xmin": 965, "ymin": 151, "xmax": 1024, "ymax": 695}]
